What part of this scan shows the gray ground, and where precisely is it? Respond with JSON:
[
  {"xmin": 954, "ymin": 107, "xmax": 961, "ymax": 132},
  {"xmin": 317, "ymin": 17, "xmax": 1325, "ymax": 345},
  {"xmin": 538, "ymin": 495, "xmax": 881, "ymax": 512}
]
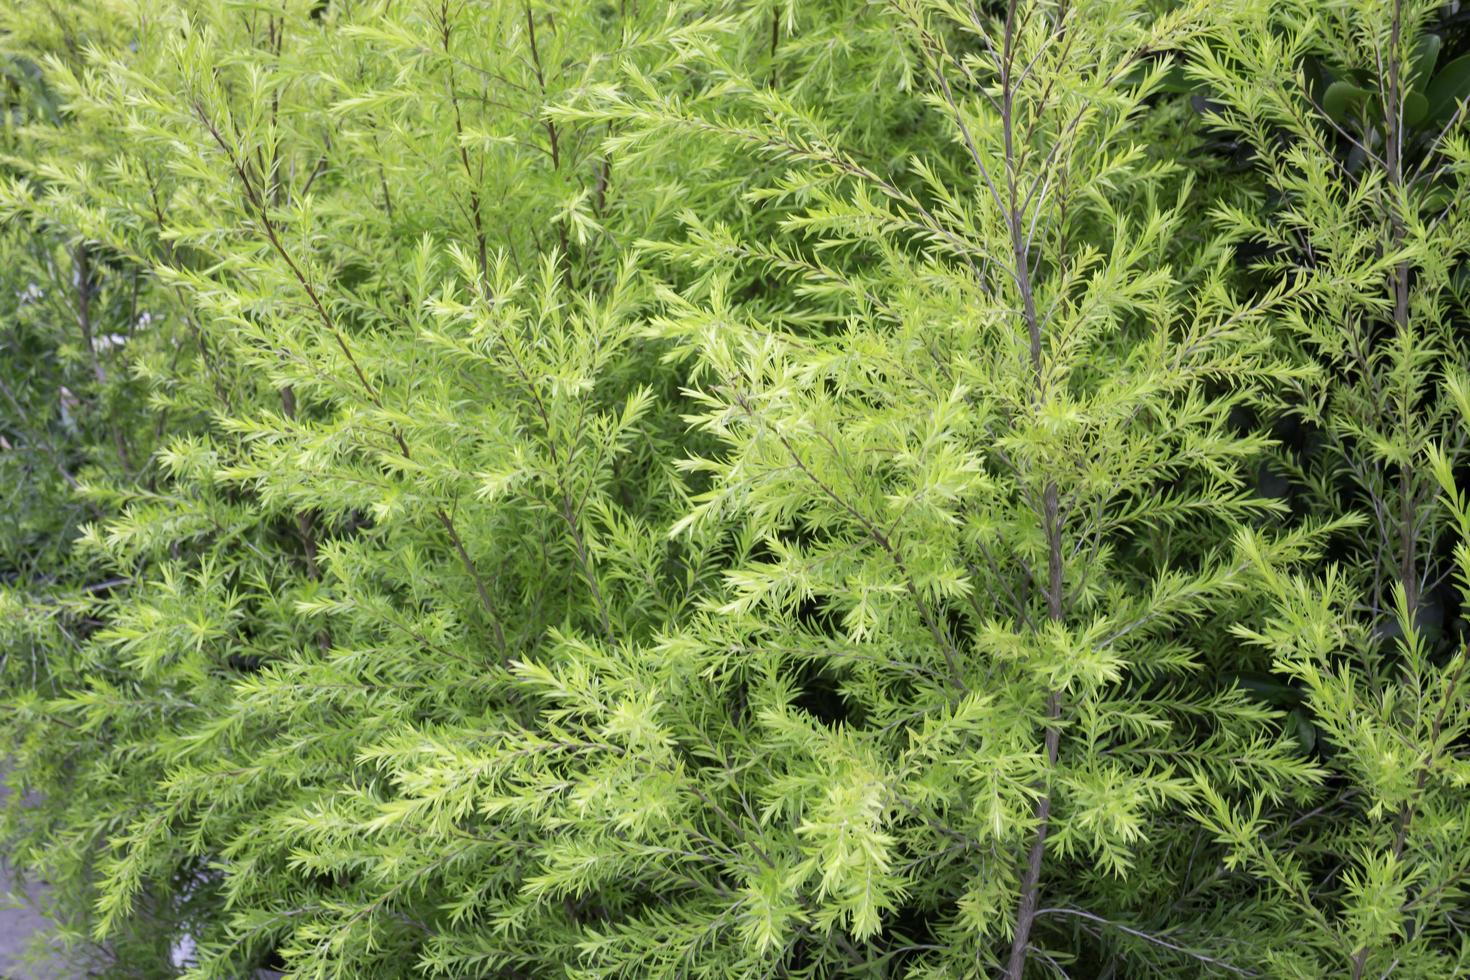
[
  {"xmin": 0, "ymin": 778, "xmax": 281, "ymax": 979},
  {"xmin": 0, "ymin": 779, "xmax": 59, "ymax": 980},
  {"xmin": 0, "ymin": 862, "xmax": 56, "ymax": 980}
]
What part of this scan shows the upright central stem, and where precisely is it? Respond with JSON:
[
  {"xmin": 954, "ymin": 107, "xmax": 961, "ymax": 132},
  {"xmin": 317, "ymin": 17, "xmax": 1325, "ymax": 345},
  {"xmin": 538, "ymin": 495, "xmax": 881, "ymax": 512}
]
[
  {"xmin": 1000, "ymin": 0, "xmax": 1066, "ymax": 974},
  {"xmin": 1007, "ymin": 480, "xmax": 1064, "ymax": 978},
  {"xmin": 1351, "ymin": 1, "xmax": 1417, "ymax": 976}
]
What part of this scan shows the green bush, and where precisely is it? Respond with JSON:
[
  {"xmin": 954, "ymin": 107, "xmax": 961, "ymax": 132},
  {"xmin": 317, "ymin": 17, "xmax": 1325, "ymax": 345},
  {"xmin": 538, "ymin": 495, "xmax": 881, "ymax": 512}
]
[{"xmin": 2, "ymin": 0, "xmax": 1469, "ymax": 976}]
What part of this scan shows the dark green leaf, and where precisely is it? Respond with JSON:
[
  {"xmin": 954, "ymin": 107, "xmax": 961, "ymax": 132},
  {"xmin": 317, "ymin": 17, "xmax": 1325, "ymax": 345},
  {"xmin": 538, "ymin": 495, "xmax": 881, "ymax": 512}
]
[
  {"xmin": 1427, "ymin": 53, "xmax": 1470, "ymax": 122},
  {"xmin": 1411, "ymin": 34, "xmax": 1441, "ymax": 91},
  {"xmin": 1323, "ymin": 80, "xmax": 1370, "ymax": 122},
  {"xmin": 1404, "ymin": 91, "xmax": 1428, "ymax": 127}
]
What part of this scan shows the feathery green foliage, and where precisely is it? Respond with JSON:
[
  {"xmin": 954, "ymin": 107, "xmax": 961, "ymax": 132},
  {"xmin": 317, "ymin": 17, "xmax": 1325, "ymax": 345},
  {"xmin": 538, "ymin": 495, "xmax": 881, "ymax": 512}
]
[{"xmin": 1, "ymin": 0, "xmax": 1468, "ymax": 977}]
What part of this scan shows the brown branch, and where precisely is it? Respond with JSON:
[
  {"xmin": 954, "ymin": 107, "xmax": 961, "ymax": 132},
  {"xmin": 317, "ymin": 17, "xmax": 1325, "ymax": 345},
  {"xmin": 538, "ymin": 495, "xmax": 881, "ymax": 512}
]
[
  {"xmin": 194, "ymin": 100, "xmax": 509, "ymax": 658},
  {"xmin": 493, "ymin": 331, "xmax": 616, "ymax": 643},
  {"xmin": 1350, "ymin": 5, "xmax": 1433, "ymax": 970},
  {"xmin": 1037, "ymin": 906, "xmax": 1255, "ymax": 976},
  {"xmin": 729, "ymin": 389, "xmax": 967, "ymax": 692},
  {"xmin": 989, "ymin": 0, "xmax": 1067, "ymax": 971},
  {"xmin": 437, "ymin": 1, "xmax": 490, "ymax": 286},
  {"xmin": 523, "ymin": 4, "xmax": 561, "ymax": 171},
  {"xmin": 0, "ymin": 374, "xmax": 96, "ymax": 514},
  {"xmin": 523, "ymin": 1, "xmax": 571, "ymax": 275},
  {"xmin": 69, "ymin": 245, "xmax": 135, "ymax": 476}
]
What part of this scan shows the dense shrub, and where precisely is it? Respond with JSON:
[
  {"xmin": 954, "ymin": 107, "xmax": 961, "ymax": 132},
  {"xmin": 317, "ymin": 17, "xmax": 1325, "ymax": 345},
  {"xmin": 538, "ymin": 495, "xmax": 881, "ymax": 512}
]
[{"xmin": 2, "ymin": 0, "xmax": 1469, "ymax": 976}]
